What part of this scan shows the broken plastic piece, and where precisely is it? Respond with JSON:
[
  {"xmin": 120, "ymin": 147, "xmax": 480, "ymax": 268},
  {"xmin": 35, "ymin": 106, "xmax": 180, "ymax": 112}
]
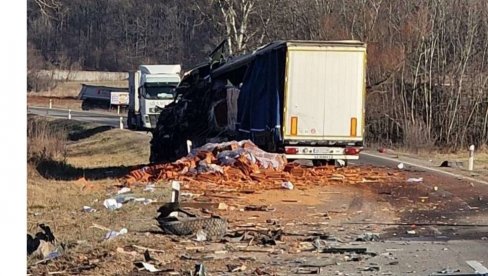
[
  {"xmin": 83, "ymin": 206, "xmax": 96, "ymax": 213},
  {"xmin": 104, "ymin": 228, "xmax": 128, "ymax": 240},
  {"xmin": 144, "ymin": 183, "xmax": 155, "ymax": 192},
  {"xmin": 134, "ymin": 262, "xmax": 162, "ymax": 273},
  {"xmin": 117, "ymin": 187, "xmax": 131, "ymax": 194},
  {"xmin": 406, "ymin": 177, "xmax": 423, "ymax": 183},
  {"xmin": 141, "ymin": 262, "xmax": 160, "ymax": 273},
  {"xmin": 103, "ymin": 198, "xmax": 122, "ymax": 210},
  {"xmin": 281, "ymin": 181, "xmax": 294, "ymax": 190},
  {"xmin": 195, "ymin": 229, "xmax": 207, "ymax": 241}
]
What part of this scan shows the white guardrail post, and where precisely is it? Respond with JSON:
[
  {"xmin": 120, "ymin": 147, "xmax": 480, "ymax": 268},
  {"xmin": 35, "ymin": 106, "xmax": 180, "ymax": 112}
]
[
  {"xmin": 119, "ymin": 117, "xmax": 124, "ymax": 129},
  {"xmin": 187, "ymin": 140, "xmax": 193, "ymax": 154},
  {"xmin": 49, "ymin": 99, "xmax": 52, "ymax": 109},
  {"xmin": 68, "ymin": 109, "xmax": 72, "ymax": 120},
  {"xmin": 468, "ymin": 144, "xmax": 475, "ymax": 171}
]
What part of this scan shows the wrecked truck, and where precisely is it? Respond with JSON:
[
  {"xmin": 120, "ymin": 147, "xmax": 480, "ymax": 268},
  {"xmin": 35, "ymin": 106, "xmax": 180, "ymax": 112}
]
[{"xmin": 150, "ymin": 40, "xmax": 367, "ymax": 165}]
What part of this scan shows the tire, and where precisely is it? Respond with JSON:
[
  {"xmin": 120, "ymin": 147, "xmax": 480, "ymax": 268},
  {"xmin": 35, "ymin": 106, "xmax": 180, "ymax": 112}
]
[
  {"xmin": 127, "ymin": 111, "xmax": 135, "ymax": 130},
  {"xmin": 157, "ymin": 217, "xmax": 228, "ymax": 241},
  {"xmin": 313, "ymin": 160, "xmax": 327, "ymax": 166},
  {"xmin": 81, "ymin": 100, "xmax": 90, "ymax": 111}
]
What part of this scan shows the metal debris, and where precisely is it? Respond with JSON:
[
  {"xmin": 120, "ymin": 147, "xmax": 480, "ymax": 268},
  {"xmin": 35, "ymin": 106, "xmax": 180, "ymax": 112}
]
[{"xmin": 356, "ymin": 232, "xmax": 380, "ymax": 242}]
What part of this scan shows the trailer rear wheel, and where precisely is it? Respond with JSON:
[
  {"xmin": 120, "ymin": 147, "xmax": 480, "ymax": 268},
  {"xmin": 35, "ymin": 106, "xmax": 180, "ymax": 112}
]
[
  {"xmin": 312, "ymin": 160, "xmax": 327, "ymax": 166},
  {"xmin": 81, "ymin": 100, "xmax": 90, "ymax": 111}
]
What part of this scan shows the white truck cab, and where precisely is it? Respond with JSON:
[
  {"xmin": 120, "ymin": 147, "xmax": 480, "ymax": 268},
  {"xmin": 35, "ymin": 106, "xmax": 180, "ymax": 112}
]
[{"xmin": 128, "ymin": 65, "xmax": 181, "ymax": 129}]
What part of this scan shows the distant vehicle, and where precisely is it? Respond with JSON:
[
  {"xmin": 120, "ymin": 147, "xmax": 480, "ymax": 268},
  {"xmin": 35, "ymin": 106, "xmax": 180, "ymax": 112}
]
[
  {"xmin": 127, "ymin": 65, "xmax": 182, "ymax": 130},
  {"xmin": 150, "ymin": 41, "xmax": 366, "ymax": 165},
  {"xmin": 78, "ymin": 84, "xmax": 128, "ymax": 111}
]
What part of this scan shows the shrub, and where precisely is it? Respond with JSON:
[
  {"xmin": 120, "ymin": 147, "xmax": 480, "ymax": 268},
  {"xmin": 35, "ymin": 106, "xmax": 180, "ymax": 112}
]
[{"xmin": 27, "ymin": 116, "xmax": 67, "ymax": 165}]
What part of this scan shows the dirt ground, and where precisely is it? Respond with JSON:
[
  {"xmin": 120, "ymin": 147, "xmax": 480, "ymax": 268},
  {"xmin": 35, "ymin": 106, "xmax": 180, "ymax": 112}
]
[{"xmin": 27, "ymin": 117, "xmax": 488, "ymax": 275}]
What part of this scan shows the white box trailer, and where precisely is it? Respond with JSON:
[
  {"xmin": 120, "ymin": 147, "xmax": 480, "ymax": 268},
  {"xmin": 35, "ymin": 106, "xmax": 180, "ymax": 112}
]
[{"xmin": 282, "ymin": 42, "xmax": 366, "ymax": 161}]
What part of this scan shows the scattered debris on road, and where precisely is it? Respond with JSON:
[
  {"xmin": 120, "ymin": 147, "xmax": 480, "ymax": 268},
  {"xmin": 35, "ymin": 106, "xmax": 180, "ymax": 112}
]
[
  {"xmin": 103, "ymin": 198, "xmax": 122, "ymax": 210},
  {"xmin": 407, "ymin": 177, "xmax": 423, "ymax": 183},
  {"xmin": 27, "ymin": 224, "xmax": 64, "ymax": 264},
  {"xmin": 82, "ymin": 206, "xmax": 97, "ymax": 213},
  {"xmin": 104, "ymin": 228, "xmax": 128, "ymax": 240},
  {"xmin": 124, "ymin": 140, "xmax": 404, "ymax": 190}
]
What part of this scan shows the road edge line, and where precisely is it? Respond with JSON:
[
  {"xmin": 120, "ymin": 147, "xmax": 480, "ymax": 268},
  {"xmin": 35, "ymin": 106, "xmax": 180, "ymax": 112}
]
[{"xmin": 361, "ymin": 152, "xmax": 488, "ymax": 186}]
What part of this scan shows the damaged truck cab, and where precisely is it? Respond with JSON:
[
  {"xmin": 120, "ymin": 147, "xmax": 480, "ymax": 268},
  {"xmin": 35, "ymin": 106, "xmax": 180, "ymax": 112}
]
[{"xmin": 150, "ymin": 41, "xmax": 366, "ymax": 164}]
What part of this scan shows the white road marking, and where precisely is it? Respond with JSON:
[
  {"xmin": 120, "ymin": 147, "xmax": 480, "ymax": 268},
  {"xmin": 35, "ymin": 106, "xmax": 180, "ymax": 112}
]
[
  {"xmin": 361, "ymin": 152, "xmax": 488, "ymax": 186},
  {"xmin": 466, "ymin": 260, "xmax": 488, "ymax": 274}
]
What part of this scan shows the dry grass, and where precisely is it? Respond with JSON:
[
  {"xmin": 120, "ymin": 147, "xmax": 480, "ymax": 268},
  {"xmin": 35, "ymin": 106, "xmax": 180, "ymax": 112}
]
[
  {"xmin": 66, "ymin": 129, "xmax": 150, "ymax": 168},
  {"xmin": 27, "ymin": 115, "xmax": 68, "ymax": 165},
  {"xmin": 27, "ymin": 116, "xmax": 174, "ymax": 274}
]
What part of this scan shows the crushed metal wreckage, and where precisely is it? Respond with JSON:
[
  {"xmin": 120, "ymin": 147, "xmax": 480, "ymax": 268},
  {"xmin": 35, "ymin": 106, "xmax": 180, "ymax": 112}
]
[{"xmin": 125, "ymin": 140, "xmax": 403, "ymax": 189}]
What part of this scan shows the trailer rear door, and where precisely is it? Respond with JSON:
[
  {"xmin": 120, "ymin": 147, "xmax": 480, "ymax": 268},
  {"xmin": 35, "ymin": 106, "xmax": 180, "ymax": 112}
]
[{"xmin": 283, "ymin": 44, "xmax": 366, "ymax": 141}]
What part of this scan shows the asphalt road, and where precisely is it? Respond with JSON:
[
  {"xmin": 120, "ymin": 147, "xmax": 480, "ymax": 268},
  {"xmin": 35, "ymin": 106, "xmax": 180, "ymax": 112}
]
[{"xmin": 28, "ymin": 106, "xmax": 128, "ymax": 129}]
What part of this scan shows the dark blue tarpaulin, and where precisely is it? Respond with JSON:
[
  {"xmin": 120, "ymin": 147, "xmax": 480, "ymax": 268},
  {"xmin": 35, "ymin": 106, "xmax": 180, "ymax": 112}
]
[{"xmin": 236, "ymin": 45, "xmax": 286, "ymax": 146}]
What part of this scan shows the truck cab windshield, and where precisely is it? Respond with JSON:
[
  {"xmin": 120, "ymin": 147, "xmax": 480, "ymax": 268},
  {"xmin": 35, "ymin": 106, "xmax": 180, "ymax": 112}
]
[{"xmin": 143, "ymin": 82, "xmax": 179, "ymax": 99}]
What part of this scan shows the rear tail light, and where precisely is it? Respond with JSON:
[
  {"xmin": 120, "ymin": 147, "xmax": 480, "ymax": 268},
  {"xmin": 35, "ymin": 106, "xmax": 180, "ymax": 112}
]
[
  {"xmin": 350, "ymin": 117, "xmax": 357, "ymax": 137},
  {"xmin": 290, "ymin": 116, "xmax": 298, "ymax": 136},
  {"xmin": 345, "ymin": 147, "xmax": 361, "ymax": 155},
  {"xmin": 285, "ymin": 147, "xmax": 298, "ymax": 154}
]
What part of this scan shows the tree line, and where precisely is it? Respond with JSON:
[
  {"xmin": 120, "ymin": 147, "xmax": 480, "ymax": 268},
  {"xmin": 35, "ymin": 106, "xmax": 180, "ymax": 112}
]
[{"xmin": 27, "ymin": 0, "xmax": 488, "ymax": 150}]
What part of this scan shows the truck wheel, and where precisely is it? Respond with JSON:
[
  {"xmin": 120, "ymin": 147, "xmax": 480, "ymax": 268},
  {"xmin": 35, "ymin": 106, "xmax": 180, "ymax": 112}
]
[
  {"xmin": 127, "ymin": 111, "xmax": 134, "ymax": 130},
  {"xmin": 81, "ymin": 100, "xmax": 89, "ymax": 111},
  {"xmin": 313, "ymin": 160, "xmax": 327, "ymax": 166}
]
